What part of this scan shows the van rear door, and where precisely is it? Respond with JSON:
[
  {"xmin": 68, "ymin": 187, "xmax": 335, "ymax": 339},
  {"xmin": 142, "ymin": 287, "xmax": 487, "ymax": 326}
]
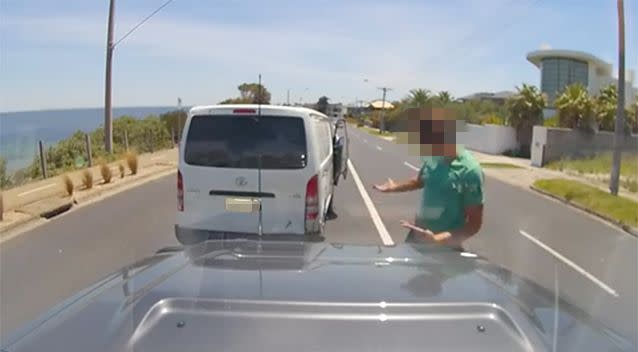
[{"xmin": 181, "ymin": 113, "xmax": 308, "ymax": 235}]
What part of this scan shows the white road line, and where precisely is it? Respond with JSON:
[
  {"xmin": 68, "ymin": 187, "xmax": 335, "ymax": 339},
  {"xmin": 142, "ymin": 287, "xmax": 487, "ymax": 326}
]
[
  {"xmin": 151, "ymin": 156, "xmax": 164, "ymax": 161},
  {"xmin": 18, "ymin": 183, "xmax": 57, "ymax": 197},
  {"xmin": 518, "ymin": 229, "xmax": 618, "ymax": 297},
  {"xmin": 376, "ymin": 145, "xmax": 383, "ymax": 151},
  {"xmin": 404, "ymin": 161, "xmax": 419, "ymax": 171},
  {"xmin": 347, "ymin": 160, "xmax": 394, "ymax": 246}
]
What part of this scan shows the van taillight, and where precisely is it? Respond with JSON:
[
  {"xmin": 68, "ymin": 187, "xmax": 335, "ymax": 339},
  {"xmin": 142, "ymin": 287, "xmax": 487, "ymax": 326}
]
[
  {"xmin": 177, "ymin": 170, "xmax": 184, "ymax": 211},
  {"xmin": 305, "ymin": 175, "xmax": 319, "ymax": 220}
]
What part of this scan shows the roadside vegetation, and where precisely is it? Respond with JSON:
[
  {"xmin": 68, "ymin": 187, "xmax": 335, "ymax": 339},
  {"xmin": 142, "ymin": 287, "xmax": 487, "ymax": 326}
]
[
  {"xmin": 0, "ymin": 110, "xmax": 184, "ymax": 189},
  {"xmin": 125, "ymin": 152, "xmax": 139, "ymax": 175},
  {"xmin": 353, "ymin": 82, "xmax": 637, "ymax": 140},
  {"xmin": 100, "ymin": 162, "xmax": 113, "ymax": 184},
  {"xmin": 81, "ymin": 170, "xmax": 94, "ymax": 190},
  {"xmin": 546, "ymin": 153, "xmax": 638, "ymax": 193},
  {"xmin": 480, "ymin": 162, "xmax": 523, "ymax": 169},
  {"xmin": 547, "ymin": 153, "xmax": 638, "ymax": 178},
  {"xmin": 533, "ymin": 178, "xmax": 638, "ymax": 227},
  {"xmin": 62, "ymin": 174, "xmax": 74, "ymax": 196}
]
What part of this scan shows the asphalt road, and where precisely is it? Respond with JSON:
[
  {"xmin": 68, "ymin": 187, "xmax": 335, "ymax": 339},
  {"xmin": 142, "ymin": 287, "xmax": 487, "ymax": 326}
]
[{"xmin": 1, "ymin": 126, "xmax": 636, "ymax": 345}]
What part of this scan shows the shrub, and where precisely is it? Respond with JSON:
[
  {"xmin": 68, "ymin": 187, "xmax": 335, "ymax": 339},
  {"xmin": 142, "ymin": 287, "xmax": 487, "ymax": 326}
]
[
  {"xmin": 125, "ymin": 152, "xmax": 139, "ymax": 175},
  {"xmin": 481, "ymin": 114, "xmax": 505, "ymax": 125},
  {"xmin": 119, "ymin": 163, "xmax": 125, "ymax": 178},
  {"xmin": 0, "ymin": 157, "xmax": 12, "ymax": 189},
  {"xmin": 81, "ymin": 169, "xmax": 93, "ymax": 189},
  {"xmin": 100, "ymin": 162, "xmax": 112, "ymax": 184},
  {"xmin": 543, "ymin": 115, "xmax": 559, "ymax": 127},
  {"xmin": 62, "ymin": 174, "xmax": 74, "ymax": 196}
]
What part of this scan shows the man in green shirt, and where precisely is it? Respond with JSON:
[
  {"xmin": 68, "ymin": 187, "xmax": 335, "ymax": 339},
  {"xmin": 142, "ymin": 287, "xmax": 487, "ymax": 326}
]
[{"xmin": 373, "ymin": 108, "xmax": 484, "ymax": 250}]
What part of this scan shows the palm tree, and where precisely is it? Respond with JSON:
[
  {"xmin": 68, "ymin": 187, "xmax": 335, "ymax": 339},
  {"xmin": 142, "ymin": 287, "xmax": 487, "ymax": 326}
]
[
  {"xmin": 594, "ymin": 84, "xmax": 617, "ymax": 132},
  {"xmin": 554, "ymin": 83, "xmax": 595, "ymax": 131},
  {"xmin": 407, "ymin": 89, "xmax": 432, "ymax": 107},
  {"xmin": 506, "ymin": 84, "xmax": 546, "ymax": 153},
  {"xmin": 437, "ymin": 91, "xmax": 453, "ymax": 105}
]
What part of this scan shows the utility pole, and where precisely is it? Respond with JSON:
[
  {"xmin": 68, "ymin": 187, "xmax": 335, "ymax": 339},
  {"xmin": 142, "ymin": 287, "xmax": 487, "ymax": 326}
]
[
  {"xmin": 610, "ymin": 0, "xmax": 625, "ymax": 195},
  {"xmin": 377, "ymin": 87, "xmax": 392, "ymax": 133},
  {"xmin": 287, "ymin": 89, "xmax": 290, "ymax": 106},
  {"xmin": 104, "ymin": 0, "xmax": 116, "ymax": 153},
  {"xmin": 177, "ymin": 97, "xmax": 183, "ymax": 143},
  {"xmin": 103, "ymin": 0, "xmax": 175, "ymax": 153}
]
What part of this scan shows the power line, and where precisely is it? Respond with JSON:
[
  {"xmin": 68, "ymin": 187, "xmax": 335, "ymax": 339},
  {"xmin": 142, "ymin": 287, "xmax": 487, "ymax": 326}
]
[{"xmin": 114, "ymin": 0, "xmax": 176, "ymax": 47}]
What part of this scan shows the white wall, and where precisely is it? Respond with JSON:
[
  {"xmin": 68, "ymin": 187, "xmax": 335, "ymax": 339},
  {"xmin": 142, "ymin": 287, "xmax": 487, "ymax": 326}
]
[{"xmin": 456, "ymin": 124, "xmax": 518, "ymax": 154}]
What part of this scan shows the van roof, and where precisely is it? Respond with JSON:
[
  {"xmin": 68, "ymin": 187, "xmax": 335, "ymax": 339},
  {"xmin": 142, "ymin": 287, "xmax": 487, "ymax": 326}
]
[{"xmin": 189, "ymin": 104, "xmax": 326, "ymax": 117}]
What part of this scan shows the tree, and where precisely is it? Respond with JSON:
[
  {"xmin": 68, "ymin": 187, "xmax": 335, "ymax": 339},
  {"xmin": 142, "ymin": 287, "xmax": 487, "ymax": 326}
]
[
  {"xmin": 220, "ymin": 82, "xmax": 271, "ymax": 104},
  {"xmin": 316, "ymin": 96, "xmax": 330, "ymax": 114},
  {"xmin": 238, "ymin": 83, "xmax": 271, "ymax": 104},
  {"xmin": 159, "ymin": 110, "xmax": 187, "ymax": 140},
  {"xmin": 595, "ymin": 84, "xmax": 617, "ymax": 132},
  {"xmin": 437, "ymin": 91, "xmax": 453, "ymax": 105},
  {"xmin": 405, "ymin": 89, "xmax": 432, "ymax": 107},
  {"xmin": 628, "ymin": 101, "xmax": 638, "ymax": 134},
  {"xmin": 0, "ymin": 157, "xmax": 12, "ymax": 189},
  {"xmin": 506, "ymin": 84, "xmax": 545, "ymax": 152},
  {"xmin": 554, "ymin": 83, "xmax": 595, "ymax": 131}
]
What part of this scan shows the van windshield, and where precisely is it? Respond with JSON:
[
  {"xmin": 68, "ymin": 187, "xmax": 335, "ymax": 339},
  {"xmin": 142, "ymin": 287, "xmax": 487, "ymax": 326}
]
[{"xmin": 184, "ymin": 115, "xmax": 307, "ymax": 169}]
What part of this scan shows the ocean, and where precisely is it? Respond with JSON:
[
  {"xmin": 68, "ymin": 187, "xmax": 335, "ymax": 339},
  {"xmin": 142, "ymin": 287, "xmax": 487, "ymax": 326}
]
[{"xmin": 0, "ymin": 106, "xmax": 180, "ymax": 172}]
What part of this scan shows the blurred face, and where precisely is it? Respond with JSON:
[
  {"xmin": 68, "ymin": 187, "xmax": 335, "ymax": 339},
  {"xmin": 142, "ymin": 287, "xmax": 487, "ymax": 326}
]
[{"xmin": 396, "ymin": 107, "xmax": 460, "ymax": 157}]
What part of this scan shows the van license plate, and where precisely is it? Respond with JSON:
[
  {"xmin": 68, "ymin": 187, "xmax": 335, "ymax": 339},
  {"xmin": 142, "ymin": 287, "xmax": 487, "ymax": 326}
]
[{"xmin": 225, "ymin": 197, "xmax": 260, "ymax": 213}]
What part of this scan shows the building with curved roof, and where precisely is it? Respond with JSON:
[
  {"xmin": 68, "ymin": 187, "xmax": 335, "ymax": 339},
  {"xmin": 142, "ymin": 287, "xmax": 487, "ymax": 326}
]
[{"xmin": 527, "ymin": 49, "xmax": 636, "ymax": 108}]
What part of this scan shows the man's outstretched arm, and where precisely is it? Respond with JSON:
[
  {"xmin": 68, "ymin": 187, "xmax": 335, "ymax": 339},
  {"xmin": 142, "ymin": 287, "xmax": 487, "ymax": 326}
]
[{"xmin": 373, "ymin": 175, "xmax": 423, "ymax": 193}]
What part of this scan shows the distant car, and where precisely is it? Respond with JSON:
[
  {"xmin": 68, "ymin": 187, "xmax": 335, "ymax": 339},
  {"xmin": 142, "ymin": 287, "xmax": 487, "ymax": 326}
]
[{"xmin": 175, "ymin": 105, "xmax": 347, "ymax": 244}]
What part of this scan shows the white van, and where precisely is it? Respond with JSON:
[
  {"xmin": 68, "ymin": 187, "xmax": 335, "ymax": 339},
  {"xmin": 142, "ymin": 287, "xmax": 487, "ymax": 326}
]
[{"xmin": 175, "ymin": 105, "xmax": 347, "ymax": 244}]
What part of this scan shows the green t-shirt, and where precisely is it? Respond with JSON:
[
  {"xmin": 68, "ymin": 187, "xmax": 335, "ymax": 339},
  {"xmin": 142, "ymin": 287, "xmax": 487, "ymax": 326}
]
[{"xmin": 416, "ymin": 149, "xmax": 484, "ymax": 233}]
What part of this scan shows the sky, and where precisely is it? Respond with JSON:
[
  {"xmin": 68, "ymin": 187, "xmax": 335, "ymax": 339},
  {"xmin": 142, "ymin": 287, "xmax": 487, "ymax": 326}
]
[{"xmin": 1, "ymin": 0, "xmax": 636, "ymax": 112}]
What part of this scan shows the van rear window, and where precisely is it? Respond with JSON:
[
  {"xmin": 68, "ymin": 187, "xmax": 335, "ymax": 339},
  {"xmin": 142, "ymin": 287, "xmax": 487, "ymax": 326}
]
[{"xmin": 184, "ymin": 115, "xmax": 307, "ymax": 169}]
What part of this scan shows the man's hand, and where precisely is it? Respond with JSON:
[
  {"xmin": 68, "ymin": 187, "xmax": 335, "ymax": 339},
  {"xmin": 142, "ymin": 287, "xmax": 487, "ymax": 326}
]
[
  {"xmin": 399, "ymin": 220, "xmax": 451, "ymax": 243},
  {"xmin": 373, "ymin": 178, "xmax": 397, "ymax": 192}
]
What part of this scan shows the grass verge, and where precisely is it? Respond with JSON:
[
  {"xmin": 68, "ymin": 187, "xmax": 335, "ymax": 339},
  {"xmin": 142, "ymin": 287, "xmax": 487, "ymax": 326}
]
[
  {"xmin": 533, "ymin": 178, "xmax": 638, "ymax": 228},
  {"xmin": 480, "ymin": 162, "xmax": 523, "ymax": 169}
]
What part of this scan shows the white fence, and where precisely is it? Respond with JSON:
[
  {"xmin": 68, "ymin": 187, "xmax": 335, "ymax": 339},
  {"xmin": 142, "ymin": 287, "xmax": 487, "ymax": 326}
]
[{"xmin": 456, "ymin": 123, "xmax": 518, "ymax": 155}]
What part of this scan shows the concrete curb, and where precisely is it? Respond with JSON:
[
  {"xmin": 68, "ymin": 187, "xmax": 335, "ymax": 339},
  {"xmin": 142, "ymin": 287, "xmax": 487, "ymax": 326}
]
[
  {"xmin": 530, "ymin": 185, "xmax": 638, "ymax": 237},
  {"xmin": 0, "ymin": 213, "xmax": 39, "ymax": 235}
]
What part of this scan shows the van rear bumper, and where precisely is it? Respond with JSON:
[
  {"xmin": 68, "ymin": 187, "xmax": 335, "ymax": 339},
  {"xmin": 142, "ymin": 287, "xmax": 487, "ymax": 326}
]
[{"xmin": 175, "ymin": 225, "xmax": 313, "ymax": 245}]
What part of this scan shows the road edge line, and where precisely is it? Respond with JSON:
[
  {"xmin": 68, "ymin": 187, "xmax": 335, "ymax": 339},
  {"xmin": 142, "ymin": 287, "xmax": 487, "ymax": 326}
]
[
  {"xmin": 518, "ymin": 229, "xmax": 618, "ymax": 297},
  {"xmin": 347, "ymin": 160, "xmax": 394, "ymax": 246}
]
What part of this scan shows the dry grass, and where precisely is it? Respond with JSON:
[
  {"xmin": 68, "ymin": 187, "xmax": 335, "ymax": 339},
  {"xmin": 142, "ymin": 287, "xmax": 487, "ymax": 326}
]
[
  {"xmin": 480, "ymin": 162, "xmax": 523, "ymax": 169},
  {"xmin": 546, "ymin": 153, "xmax": 638, "ymax": 178},
  {"xmin": 125, "ymin": 152, "xmax": 139, "ymax": 175},
  {"xmin": 62, "ymin": 174, "xmax": 74, "ymax": 196},
  {"xmin": 119, "ymin": 163, "xmax": 125, "ymax": 178},
  {"xmin": 81, "ymin": 169, "xmax": 93, "ymax": 189},
  {"xmin": 100, "ymin": 162, "xmax": 112, "ymax": 184}
]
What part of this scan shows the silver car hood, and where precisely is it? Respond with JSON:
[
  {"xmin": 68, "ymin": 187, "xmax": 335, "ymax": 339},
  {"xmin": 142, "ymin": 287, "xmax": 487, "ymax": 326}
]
[{"xmin": 2, "ymin": 240, "xmax": 633, "ymax": 352}]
